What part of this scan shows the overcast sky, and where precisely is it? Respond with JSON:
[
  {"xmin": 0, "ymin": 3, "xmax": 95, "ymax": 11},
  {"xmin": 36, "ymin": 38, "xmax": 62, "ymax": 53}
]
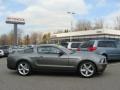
[{"xmin": 0, "ymin": 0, "xmax": 120, "ymax": 35}]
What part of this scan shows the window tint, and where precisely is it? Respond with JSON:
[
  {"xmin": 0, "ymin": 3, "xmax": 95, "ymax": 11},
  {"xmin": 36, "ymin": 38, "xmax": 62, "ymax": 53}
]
[
  {"xmin": 117, "ymin": 41, "xmax": 120, "ymax": 48},
  {"xmin": 51, "ymin": 47, "xmax": 61, "ymax": 54},
  {"xmin": 98, "ymin": 41, "xmax": 116, "ymax": 48},
  {"xmin": 0, "ymin": 47, "xmax": 3, "ymax": 49},
  {"xmin": 60, "ymin": 43, "xmax": 68, "ymax": 48},
  {"xmin": 80, "ymin": 41, "xmax": 94, "ymax": 48},
  {"xmin": 71, "ymin": 43, "xmax": 81, "ymax": 48},
  {"xmin": 0, "ymin": 46, "xmax": 9, "ymax": 49},
  {"xmin": 37, "ymin": 46, "xmax": 49, "ymax": 54},
  {"xmin": 37, "ymin": 46, "xmax": 61, "ymax": 54}
]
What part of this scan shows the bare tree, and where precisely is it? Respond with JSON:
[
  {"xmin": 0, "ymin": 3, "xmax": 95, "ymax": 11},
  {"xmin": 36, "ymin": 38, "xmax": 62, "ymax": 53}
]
[
  {"xmin": 93, "ymin": 19, "xmax": 104, "ymax": 29},
  {"xmin": 23, "ymin": 34, "xmax": 30, "ymax": 45},
  {"xmin": 42, "ymin": 33, "xmax": 51, "ymax": 44},
  {"xmin": 114, "ymin": 16, "xmax": 120, "ymax": 30},
  {"xmin": 30, "ymin": 32, "xmax": 38, "ymax": 44},
  {"xmin": 47, "ymin": 33, "xmax": 51, "ymax": 43},
  {"xmin": 76, "ymin": 20, "xmax": 92, "ymax": 31},
  {"xmin": 42, "ymin": 34, "xmax": 47, "ymax": 44},
  {"xmin": 38, "ymin": 33, "xmax": 43, "ymax": 44},
  {"xmin": 64, "ymin": 29, "xmax": 69, "ymax": 33},
  {"xmin": 7, "ymin": 31, "xmax": 14, "ymax": 45},
  {"xmin": 0, "ymin": 34, "xmax": 8, "ymax": 45}
]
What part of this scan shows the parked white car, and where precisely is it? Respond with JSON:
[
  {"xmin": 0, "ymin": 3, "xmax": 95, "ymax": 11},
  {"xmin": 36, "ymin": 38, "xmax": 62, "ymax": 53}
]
[
  {"xmin": 60, "ymin": 42, "xmax": 82, "ymax": 51},
  {"xmin": 0, "ymin": 49, "xmax": 4, "ymax": 57}
]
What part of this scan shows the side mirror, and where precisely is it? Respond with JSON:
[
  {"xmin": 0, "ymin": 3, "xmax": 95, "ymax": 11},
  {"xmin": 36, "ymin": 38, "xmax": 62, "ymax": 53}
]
[{"xmin": 58, "ymin": 51, "xmax": 64, "ymax": 56}]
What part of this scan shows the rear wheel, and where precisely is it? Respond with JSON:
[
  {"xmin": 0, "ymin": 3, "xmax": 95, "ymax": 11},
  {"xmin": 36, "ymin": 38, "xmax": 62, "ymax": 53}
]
[
  {"xmin": 78, "ymin": 61, "xmax": 96, "ymax": 78},
  {"xmin": 17, "ymin": 61, "xmax": 31, "ymax": 76}
]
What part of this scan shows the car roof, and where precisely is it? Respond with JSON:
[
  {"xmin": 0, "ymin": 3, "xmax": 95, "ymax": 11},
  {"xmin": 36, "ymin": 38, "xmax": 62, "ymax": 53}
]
[
  {"xmin": 61, "ymin": 42, "xmax": 82, "ymax": 44},
  {"xmin": 36, "ymin": 44, "xmax": 59, "ymax": 47},
  {"xmin": 89, "ymin": 39, "xmax": 117, "ymax": 42}
]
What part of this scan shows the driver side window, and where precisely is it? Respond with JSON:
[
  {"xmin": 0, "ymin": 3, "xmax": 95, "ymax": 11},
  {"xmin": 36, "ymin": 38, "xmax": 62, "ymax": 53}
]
[{"xmin": 37, "ymin": 46, "xmax": 61, "ymax": 54}]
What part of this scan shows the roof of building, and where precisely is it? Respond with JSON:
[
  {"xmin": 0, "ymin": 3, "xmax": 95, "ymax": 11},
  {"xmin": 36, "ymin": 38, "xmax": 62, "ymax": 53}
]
[{"xmin": 52, "ymin": 29, "xmax": 120, "ymax": 38}]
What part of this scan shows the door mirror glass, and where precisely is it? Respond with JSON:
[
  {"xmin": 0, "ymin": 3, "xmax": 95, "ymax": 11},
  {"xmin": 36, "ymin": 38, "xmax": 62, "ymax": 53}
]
[{"xmin": 58, "ymin": 51, "xmax": 64, "ymax": 56}]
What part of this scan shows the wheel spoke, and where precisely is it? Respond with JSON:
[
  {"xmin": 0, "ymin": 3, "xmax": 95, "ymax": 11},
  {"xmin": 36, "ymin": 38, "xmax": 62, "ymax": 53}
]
[
  {"xmin": 83, "ymin": 64, "xmax": 87, "ymax": 68},
  {"xmin": 22, "ymin": 69, "xmax": 26, "ymax": 74},
  {"xmin": 18, "ymin": 68, "xmax": 23, "ymax": 71},
  {"xmin": 81, "ymin": 69, "xmax": 86, "ymax": 72},
  {"xmin": 25, "ymin": 68, "xmax": 29, "ymax": 71},
  {"xmin": 20, "ymin": 64, "xmax": 25, "ymax": 68},
  {"xmin": 87, "ymin": 64, "xmax": 92, "ymax": 69},
  {"xmin": 85, "ymin": 71, "xmax": 88, "ymax": 76},
  {"xmin": 88, "ymin": 69, "xmax": 94, "ymax": 73}
]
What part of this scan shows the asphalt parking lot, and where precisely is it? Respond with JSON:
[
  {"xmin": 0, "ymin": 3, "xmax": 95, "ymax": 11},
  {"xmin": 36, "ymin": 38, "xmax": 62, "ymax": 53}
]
[{"xmin": 0, "ymin": 58, "xmax": 120, "ymax": 90}]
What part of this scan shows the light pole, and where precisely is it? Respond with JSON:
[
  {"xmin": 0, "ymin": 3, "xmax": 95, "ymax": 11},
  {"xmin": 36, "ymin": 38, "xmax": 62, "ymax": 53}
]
[
  {"xmin": 67, "ymin": 12, "xmax": 76, "ymax": 42},
  {"xmin": 67, "ymin": 12, "xmax": 76, "ymax": 31}
]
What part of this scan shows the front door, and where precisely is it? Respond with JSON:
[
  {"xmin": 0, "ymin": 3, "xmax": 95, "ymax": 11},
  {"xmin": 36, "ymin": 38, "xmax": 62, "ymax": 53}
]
[{"xmin": 36, "ymin": 46, "xmax": 69, "ymax": 70}]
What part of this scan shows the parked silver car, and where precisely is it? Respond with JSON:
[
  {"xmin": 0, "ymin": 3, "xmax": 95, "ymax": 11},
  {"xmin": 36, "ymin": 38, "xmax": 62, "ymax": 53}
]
[
  {"xmin": 9, "ymin": 45, "xmax": 27, "ymax": 53},
  {"xmin": 7, "ymin": 44, "xmax": 107, "ymax": 78},
  {"xmin": 79, "ymin": 40, "xmax": 120, "ymax": 61}
]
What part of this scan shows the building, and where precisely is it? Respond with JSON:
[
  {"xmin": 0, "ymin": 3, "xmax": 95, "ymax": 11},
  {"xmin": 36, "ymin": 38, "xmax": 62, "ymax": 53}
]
[{"xmin": 51, "ymin": 29, "xmax": 120, "ymax": 43}]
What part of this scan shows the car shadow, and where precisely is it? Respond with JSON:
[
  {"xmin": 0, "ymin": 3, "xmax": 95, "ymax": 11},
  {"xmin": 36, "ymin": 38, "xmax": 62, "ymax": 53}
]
[
  {"xmin": 32, "ymin": 71, "xmax": 79, "ymax": 78},
  {"xmin": 108, "ymin": 60, "xmax": 120, "ymax": 64},
  {"xmin": 8, "ymin": 70, "xmax": 111, "ymax": 79}
]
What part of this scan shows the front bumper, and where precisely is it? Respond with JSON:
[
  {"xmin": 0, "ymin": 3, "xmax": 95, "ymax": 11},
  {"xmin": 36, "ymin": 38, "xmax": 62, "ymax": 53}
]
[{"xmin": 97, "ymin": 64, "xmax": 107, "ymax": 72}]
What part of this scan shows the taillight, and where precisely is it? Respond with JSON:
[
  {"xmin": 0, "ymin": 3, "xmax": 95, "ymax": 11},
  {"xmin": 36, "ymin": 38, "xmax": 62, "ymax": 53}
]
[
  {"xmin": 87, "ymin": 47, "xmax": 96, "ymax": 52},
  {"xmin": 77, "ymin": 48, "xmax": 80, "ymax": 51}
]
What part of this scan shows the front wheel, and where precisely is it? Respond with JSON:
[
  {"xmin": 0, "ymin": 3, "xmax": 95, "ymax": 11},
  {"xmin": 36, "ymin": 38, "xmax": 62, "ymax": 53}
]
[
  {"xmin": 17, "ymin": 61, "xmax": 31, "ymax": 76},
  {"xmin": 78, "ymin": 61, "xmax": 96, "ymax": 78}
]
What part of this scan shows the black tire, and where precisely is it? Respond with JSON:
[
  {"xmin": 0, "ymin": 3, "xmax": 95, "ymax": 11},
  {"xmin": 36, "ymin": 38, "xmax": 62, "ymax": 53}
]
[
  {"xmin": 78, "ymin": 61, "xmax": 97, "ymax": 78},
  {"xmin": 17, "ymin": 61, "xmax": 32, "ymax": 76}
]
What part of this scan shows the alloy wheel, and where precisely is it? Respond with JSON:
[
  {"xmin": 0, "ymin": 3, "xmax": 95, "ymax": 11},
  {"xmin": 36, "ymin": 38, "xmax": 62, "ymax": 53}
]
[
  {"xmin": 17, "ymin": 62, "xmax": 31, "ymax": 76},
  {"xmin": 79, "ymin": 62, "xmax": 96, "ymax": 78}
]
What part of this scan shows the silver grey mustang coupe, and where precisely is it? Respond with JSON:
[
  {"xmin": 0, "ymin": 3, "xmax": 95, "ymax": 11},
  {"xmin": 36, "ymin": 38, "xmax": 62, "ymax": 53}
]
[{"xmin": 7, "ymin": 44, "xmax": 107, "ymax": 78}]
